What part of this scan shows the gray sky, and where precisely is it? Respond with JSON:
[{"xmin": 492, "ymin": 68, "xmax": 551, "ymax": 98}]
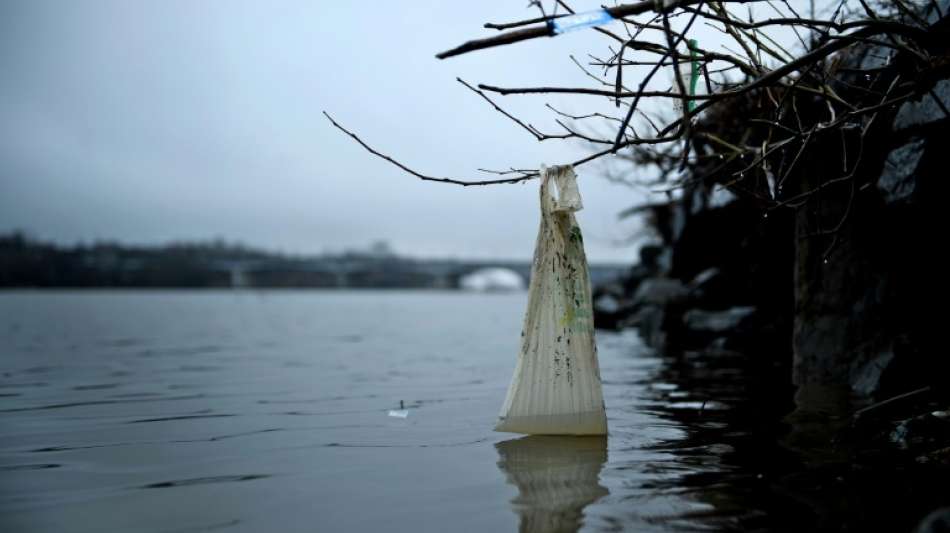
[{"xmin": 0, "ymin": 1, "xmax": 818, "ymax": 262}]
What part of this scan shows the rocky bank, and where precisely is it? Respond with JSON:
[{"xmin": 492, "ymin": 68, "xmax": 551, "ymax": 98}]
[{"xmin": 593, "ymin": 6, "xmax": 950, "ymax": 525}]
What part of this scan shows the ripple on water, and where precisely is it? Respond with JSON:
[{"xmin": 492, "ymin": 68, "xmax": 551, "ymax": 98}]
[
  {"xmin": 0, "ymin": 382, "xmax": 48, "ymax": 389},
  {"xmin": 0, "ymin": 463, "xmax": 61, "ymax": 471},
  {"xmin": 135, "ymin": 345, "xmax": 226, "ymax": 358},
  {"xmin": 139, "ymin": 474, "xmax": 270, "ymax": 489},
  {"xmin": 126, "ymin": 413, "xmax": 236, "ymax": 424},
  {"xmin": 72, "ymin": 383, "xmax": 120, "ymax": 391}
]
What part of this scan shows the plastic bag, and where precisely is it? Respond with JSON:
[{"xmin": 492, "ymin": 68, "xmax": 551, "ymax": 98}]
[
  {"xmin": 551, "ymin": 8, "xmax": 614, "ymax": 34},
  {"xmin": 495, "ymin": 164, "xmax": 608, "ymax": 435}
]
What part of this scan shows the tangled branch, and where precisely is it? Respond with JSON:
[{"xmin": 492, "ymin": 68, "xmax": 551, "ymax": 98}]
[{"xmin": 325, "ymin": 0, "xmax": 950, "ymax": 218}]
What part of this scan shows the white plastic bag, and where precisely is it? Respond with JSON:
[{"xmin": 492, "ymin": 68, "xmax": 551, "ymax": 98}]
[{"xmin": 495, "ymin": 164, "xmax": 608, "ymax": 436}]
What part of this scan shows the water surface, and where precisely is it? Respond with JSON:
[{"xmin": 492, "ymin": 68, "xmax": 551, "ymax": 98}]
[{"xmin": 0, "ymin": 291, "xmax": 783, "ymax": 531}]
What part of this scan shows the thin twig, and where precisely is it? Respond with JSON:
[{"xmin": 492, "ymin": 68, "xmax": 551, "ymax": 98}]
[{"xmin": 322, "ymin": 111, "xmax": 537, "ymax": 186}]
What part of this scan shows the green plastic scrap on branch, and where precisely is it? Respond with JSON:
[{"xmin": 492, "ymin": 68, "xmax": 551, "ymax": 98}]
[
  {"xmin": 688, "ymin": 38, "xmax": 699, "ymax": 112},
  {"xmin": 673, "ymin": 39, "xmax": 701, "ymax": 114}
]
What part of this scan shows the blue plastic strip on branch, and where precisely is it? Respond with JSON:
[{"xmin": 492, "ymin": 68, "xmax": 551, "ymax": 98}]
[{"xmin": 551, "ymin": 8, "xmax": 615, "ymax": 34}]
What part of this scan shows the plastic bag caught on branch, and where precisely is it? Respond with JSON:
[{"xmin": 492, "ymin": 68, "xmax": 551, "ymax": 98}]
[{"xmin": 495, "ymin": 165, "xmax": 608, "ymax": 436}]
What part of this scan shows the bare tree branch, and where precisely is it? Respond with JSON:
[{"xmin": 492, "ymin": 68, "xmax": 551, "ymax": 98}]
[
  {"xmin": 326, "ymin": 0, "xmax": 946, "ymax": 214},
  {"xmin": 322, "ymin": 111, "xmax": 537, "ymax": 186},
  {"xmin": 436, "ymin": 0, "xmax": 770, "ymax": 59}
]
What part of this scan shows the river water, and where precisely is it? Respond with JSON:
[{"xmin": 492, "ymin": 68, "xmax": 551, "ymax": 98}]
[{"xmin": 1, "ymin": 291, "xmax": 936, "ymax": 532}]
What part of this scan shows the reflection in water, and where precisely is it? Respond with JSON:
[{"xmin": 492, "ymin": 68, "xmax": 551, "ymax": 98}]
[{"xmin": 495, "ymin": 436, "xmax": 608, "ymax": 533}]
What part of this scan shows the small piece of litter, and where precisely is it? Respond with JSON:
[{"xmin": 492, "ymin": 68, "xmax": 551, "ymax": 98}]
[
  {"xmin": 388, "ymin": 410, "xmax": 409, "ymax": 418},
  {"xmin": 551, "ymin": 8, "xmax": 614, "ymax": 34}
]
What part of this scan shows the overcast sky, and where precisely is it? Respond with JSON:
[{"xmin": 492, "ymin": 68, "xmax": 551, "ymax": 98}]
[{"xmin": 0, "ymin": 1, "xmax": 819, "ymax": 262}]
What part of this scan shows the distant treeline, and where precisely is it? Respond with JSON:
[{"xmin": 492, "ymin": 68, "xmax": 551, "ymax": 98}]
[
  {"xmin": 0, "ymin": 232, "xmax": 627, "ymax": 289},
  {"xmin": 0, "ymin": 232, "xmax": 273, "ymax": 288}
]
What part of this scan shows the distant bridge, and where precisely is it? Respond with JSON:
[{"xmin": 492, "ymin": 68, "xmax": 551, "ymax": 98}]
[{"xmin": 207, "ymin": 257, "xmax": 626, "ymax": 289}]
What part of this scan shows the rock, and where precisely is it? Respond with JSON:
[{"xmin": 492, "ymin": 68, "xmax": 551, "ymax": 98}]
[
  {"xmin": 638, "ymin": 244, "xmax": 665, "ymax": 272},
  {"xmin": 635, "ymin": 244, "xmax": 672, "ymax": 275},
  {"xmin": 593, "ymin": 292, "xmax": 627, "ymax": 330},
  {"xmin": 707, "ymin": 187, "xmax": 737, "ymax": 208},
  {"xmin": 878, "ymin": 139, "xmax": 925, "ymax": 203},
  {"xmin": 656, "ymin": 247, "xmax": 673, "ymax": 273},
  {"xmin": 915, "ymin": 507, "xmax": 950, "ymax": 533},
  {"xmin": 685, "ymin": 267, "xmax": 735, "ymax": 309},
  {"xmin": 849, "ymin": 348, "xmax": 897, "ymax": 397},
  {"xmin": 631, "ymin": 278, "xmax": 688, "ymax": 307},
  {"xmin": 623, "ymin": 305, "xmax": 668, "ymax": 350},
  {"xmin": 593, "ymin": 292, "xmax": 621, "ymax": 314},
  {"xmin": 682, "ymin": 306, "xmax": 756, "ymax": 333},
  {"xmin": 925, "ymin": 0, "xmax": 950, "ymax": 25},
  {"xmin": 893, "ymin": 80, "xmax": 950, "ymax": 132},
  {"xmin": 593, "ymin": 281, "xmax": 638, "ymax": 330},
  {"xmin": 622, "ymin": 264, "xmax": 650, "ymax": 295},
  {"xmin": 857, "ymin": 45, "xmax": 891, "ymax": 71},
  {"xmin": 687, "ymin": 267, "xmax": 720, "ymax": 290},
  {"xmin": 890, "ymin": 413, "xmax": 950, "ymax": 451},
  {"xmin": 790, "ymin": 0, "xmax": 949, "ymax": 396},
  {"xmin": 916, "ymin": 446, "xmax": 950, "ymax": 467}
]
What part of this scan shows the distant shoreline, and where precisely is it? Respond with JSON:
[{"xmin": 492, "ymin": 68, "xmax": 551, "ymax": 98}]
[{"xmin": 0, "ymin": 232, "xmax": 626, "ymax": 290}]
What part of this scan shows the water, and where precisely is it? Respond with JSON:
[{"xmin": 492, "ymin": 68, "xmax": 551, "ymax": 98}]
[{"xmin": 1, "ymin": 291, "xmax": 941, "ymax": 532}]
